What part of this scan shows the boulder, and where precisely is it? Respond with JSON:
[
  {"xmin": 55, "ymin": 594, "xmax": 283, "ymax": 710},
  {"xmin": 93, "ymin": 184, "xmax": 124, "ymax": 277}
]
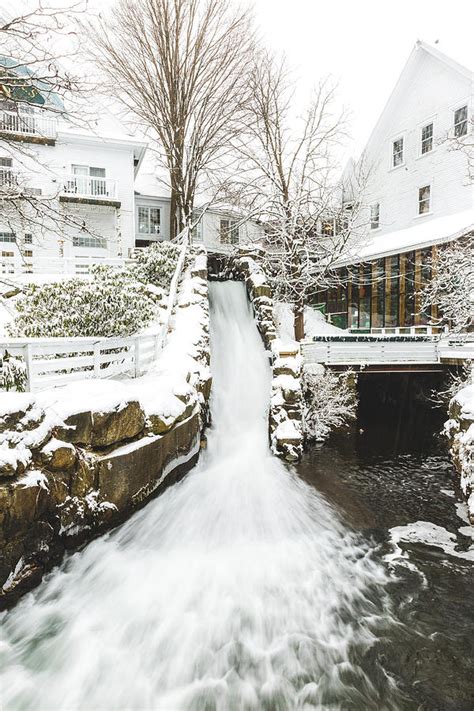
[
  {"xmin": 91, "ymin": 401, "xmax": 145, "ymax": 448},
  {"xmin": 56, "ymin": 411, "xmax": 93, "ymax": 445},
  {"xmin": 40, "ymin": 438, "xmax": 77, "ymax": 471}
]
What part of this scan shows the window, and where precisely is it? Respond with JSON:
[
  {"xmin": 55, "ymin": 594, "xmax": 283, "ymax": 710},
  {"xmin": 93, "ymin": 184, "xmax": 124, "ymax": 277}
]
[
  {"xmin": 191, "ymin": 214, "xmax": 203, "ymax": 242},
  {"xmin": 23, "ymin": 249, "xmax": 33, "ymax": 258},
  {"xmin": 220, "ymin": 218, "xmax": 239, "ymax": 244},
  {"xmin": 1, "ymin": 251, "xmax": 14, "ymax": 257},
  {"xmin": 392, "ymin": 137, "xmax": 404, "ymax": 167},
  {"xmin": 0, "ymin": 156, "xmax": 14, "ymax": 186},
  {"xmin": 138, "ymin": 206, "xmax": 160, "ymax": 235},
  {"xmin": 320, "ymin": 219, "xmax": 335, "ymax": 237},
  {"xmin": 454, "ymin": 105, "xmax": 468, "ymax": 137},
  {"xmin": 72, "ymin": 165, "xmax": 106, "ymax": 178},
  {"xmin": 421, "ymin": 123, "xmax": 433, "ymax": 154},
  {"xmin": 418, "ymin": 185, "xmax": 431, "ymax": 214},
  {"xmin": 24, "ymin": 234, "xmax": 33, "ymax": 244},
  {"xmin": 0, "ymin": 232, "xmax": 16, "ymax": 243},
  {"xmin": 73, "ymin": 235, "xmax": 107, "ymax": 248},
  {"xmin": 370, "ymin": 203, "xmax": 380, "ymax": 230}
]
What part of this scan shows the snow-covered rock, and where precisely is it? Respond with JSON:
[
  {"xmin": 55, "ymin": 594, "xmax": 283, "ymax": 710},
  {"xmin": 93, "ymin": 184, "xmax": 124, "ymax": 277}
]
[{"xmin": 445, "ymin": 384, "xmax": 474, "ymax": 524}]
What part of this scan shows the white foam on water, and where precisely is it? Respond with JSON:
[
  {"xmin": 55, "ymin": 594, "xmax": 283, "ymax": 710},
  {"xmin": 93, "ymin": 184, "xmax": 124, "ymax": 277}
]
[{"xmin": 0, "ymin": 282, "xmax": 397, "ymax": 710}]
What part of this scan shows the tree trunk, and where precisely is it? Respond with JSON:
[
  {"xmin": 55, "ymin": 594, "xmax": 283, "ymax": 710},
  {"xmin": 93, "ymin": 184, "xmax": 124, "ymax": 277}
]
[
  {"xmin": 294, "ymin": 301, "xmax": 305, "ymax": 341},
  {"xmin": 169, "ymin": 190, "xmax": 177, "ymax": 241}
]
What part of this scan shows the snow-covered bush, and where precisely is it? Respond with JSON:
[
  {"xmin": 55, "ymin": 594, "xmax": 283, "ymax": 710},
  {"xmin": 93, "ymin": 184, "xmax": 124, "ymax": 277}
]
[
  {"xmin": 302, "ymin": 364, "xmax": 356, "ymax": 441},
  {"xmin": 0, "ymin": 352, "xmax": 27, "ymax": 391},
  {"xmin": 8, "ymin": 266, "xmax": 159, "ymax": 339},
  {"xmin": 132, "ymin": 242, "xmax": 182, "ymax": 287}
]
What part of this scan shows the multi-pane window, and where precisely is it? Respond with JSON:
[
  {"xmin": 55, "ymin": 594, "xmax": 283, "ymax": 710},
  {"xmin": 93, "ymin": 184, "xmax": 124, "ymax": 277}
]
[
  {"xmin": 191, "ymin": 214, "xmax": 203, "ymax": 242},
  {"xmin": 0, "ymin": 232, "xmax": 16, "ymax": 243},
  {"xmin": 0, "ymin": 156, "xmax": 14, "ymax": 186},
  {"xmin": 421, "ymin": 123, "xmax": 433, "ymax": 154},
  {"xmin": 370, "ymin": 203, "xmax": 380, "ymax": 230},
  {"xmin": 138, "ymin": 206, "xmax": 160, "ymax": 234},
  {"xmin": 454, "ymin": 105, "xmax": 468, "ymax": 137},
  {"xmin": 24, "ymin": 233, "xmax": 33, "ymax": 244},
  {"xmin": 23, "ymin": 249, "xmax": 33, "ymax": 258},
  {"xmin": 418, "ymin": 185, "xmax": 431, "ymax": 214},
  {"xmin": 73, "ymin": 235, "xmax": 107, "ymax": 248},
  {"xmin": 220, "ymin": 218, "xmax": 239, "ymax": 244},
  {"xmin": 392, "ymin": 137, "xmax": 404, "ymax": 167}
]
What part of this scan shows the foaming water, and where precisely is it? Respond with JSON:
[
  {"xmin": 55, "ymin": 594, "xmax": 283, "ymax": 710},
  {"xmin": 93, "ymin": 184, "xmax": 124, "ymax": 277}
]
[{"xmin": 0, "ymin": 282, "xmax": 398, "ymax": 710}]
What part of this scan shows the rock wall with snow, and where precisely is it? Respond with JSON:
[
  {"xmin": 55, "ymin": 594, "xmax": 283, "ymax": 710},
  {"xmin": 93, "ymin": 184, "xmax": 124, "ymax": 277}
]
[
  {"xmin": 445, "ymin": 384, "xmax": 474, "ymax": 524},
  {"xmin": 0, "ymin": 252, "xmax": 212, "ymax": 608}
]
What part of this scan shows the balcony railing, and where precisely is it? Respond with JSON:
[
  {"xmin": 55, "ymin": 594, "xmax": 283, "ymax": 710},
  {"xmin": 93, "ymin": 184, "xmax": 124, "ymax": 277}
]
[
  {"xmin": 62, "ymin": 174, "xmax": 118, "ymax": 200},
  {"xmin": 0, "ymin": 167, "xmax": 19, "ymax": 189},
  {"xmin": 0, "ymin": 109, "xmax": 57, "ymax": 140}
]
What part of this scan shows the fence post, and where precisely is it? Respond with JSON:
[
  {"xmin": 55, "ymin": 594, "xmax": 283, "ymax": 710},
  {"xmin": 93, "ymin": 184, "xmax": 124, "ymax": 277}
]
[
  {"xmin": 134, "ymin": 337, "xmax": 141, "ymax": 377},
  {"xmin": 93, "ymin": 341, "xmax": 101, "ymax": 378},
  {"xmin": 24, "ymin": 343, "xmax": 33, "ymax": 392}
]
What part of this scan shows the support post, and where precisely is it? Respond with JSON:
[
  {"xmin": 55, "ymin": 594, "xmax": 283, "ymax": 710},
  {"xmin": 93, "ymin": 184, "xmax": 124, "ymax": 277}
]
[
  {"xmin": 24, "ymin": 343, "xmax": 33, "ymax": 392},
  {"xmin": 93, "ymin": 342, "xmax": 101, "ymax": 378},
  {"xmin": 134, "ymin": 338, "xmax": 141, "ymax": 378}
]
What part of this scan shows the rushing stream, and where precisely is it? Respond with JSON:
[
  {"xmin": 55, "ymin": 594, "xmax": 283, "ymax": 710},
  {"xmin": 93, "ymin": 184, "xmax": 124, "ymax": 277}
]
[{"xmin": 0, "ymin": 282, "xmax": 473, "ymax": 710}]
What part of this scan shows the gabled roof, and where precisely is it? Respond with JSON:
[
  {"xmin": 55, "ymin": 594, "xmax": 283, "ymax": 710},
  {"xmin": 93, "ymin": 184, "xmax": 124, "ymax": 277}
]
[{"xmin": 361, "ymin": 41, "xmax": 472, "ymax": 158}]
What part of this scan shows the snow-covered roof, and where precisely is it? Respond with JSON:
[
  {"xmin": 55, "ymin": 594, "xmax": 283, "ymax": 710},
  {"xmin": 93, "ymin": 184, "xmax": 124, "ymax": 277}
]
[{"xmin": 338, "ymin": 208, "xmax": 474, "ymax": 265}]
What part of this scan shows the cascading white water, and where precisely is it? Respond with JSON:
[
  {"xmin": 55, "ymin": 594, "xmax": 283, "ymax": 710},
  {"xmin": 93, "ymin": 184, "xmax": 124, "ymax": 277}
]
[{"xmin": 0, "ymin": 282, "xmax": 399, "ymax": 710}]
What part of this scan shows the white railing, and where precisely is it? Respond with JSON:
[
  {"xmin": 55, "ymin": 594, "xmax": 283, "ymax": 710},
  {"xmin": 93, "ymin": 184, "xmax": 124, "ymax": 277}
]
[
  {"xmin": 0, "ymin": 233, "xmax": 189, "ymax": 391},
  {"xmin": 0, "ymin": 109, "xmax": 57, "ymax": 140},
  {"xmin": 0, "ymin": 254, "xmax": 128, "ymax": 276},
  {"xmin": 301, "ymin": 335, "xmax": 441, "ymax": 366},
  {"xmin": 62, "ymin": 174, "xmax": 117, "ymax": 200},
  {"xmin": 0, "ymin": 167, "xmax": 19, "ymax": 188},
  {"xmin": 349, "ymin": 325, "xmax": 447, "ymax": 336}
]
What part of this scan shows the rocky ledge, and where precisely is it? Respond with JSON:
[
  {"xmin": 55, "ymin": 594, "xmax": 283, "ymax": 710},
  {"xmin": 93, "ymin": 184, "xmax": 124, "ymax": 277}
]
[
  {"xmin": 0, "ymin": 252, "xmax": 211, "ymax": 608},
  {"xmin": 445, "ymin": 383, "xmax": 474, "ymax": 523}
]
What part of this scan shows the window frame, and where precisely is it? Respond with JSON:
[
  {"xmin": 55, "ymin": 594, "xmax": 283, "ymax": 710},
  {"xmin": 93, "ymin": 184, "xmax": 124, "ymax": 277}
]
[
  {"xmin": 219, "ymin": 218, "xmax": 239, "ymax": 245},
  {"xmin": 391, "ymin": 135, "xmax": 405, "ymax": 168},
  {"xmin": 420, "ymin": 122, "xmax": 434, "ymax": 155},
  {"xmin": 417, "ymin": 184, "xmax": 432, "ymax": 216},
  {"xmin": 453, "ymin": 104, "xmax": 468, "ymax": 138},
  {"xmin": 137, "ymin": 206, "xmax": 161, "ymax": 235},
  {"xmin": 370, "ymin": 202, "xmax": 380, "ymax": 230},
  {"xmin": 72, "ymin": 234, "xmax": 107, "ymax": 249}
]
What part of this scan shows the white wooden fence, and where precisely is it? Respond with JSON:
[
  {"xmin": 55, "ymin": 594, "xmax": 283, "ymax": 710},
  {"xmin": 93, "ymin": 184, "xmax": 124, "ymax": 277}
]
[
  {"xmin": 300, "ymin": 335, "xmax": 441, "ymax": 366},
  {"xmin": 0, "ymin": 233, "xmax": 189, "ymax": 392}
]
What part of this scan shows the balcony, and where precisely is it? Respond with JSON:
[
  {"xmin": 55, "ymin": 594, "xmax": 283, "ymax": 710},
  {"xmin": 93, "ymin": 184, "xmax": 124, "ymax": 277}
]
[
  {"xmin": 0, "ymin": 109, "xmax": 57, "ymax": 144},
  {"xmin": 60, "ymin": 174, "xmax": 121, "ymax": 208},
  {"xmin": 0, "ymin": 167, "xmax": 19, "ymax": 190}
]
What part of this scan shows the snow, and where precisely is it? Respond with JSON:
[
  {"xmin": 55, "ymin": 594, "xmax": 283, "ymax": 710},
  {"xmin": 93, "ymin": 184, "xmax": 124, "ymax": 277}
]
[
  {"xmin": 18, "ymin": 469, "xmax": 49, "ymax": 490},
  {"xmin": 273, "ymin": 302, "xmax": 343, "ymax": 342},
  {"xmin": 41, "ymin": 438, "xmax": 75, "ymax": 457},
  {"xmin": 273, "ymin": 419, "xmax": 302, "ymax": 441},
  {"xmin": 452, "ymin": 384, "xmax": 474, "ymax": 419},
  {"xmin": 339, "ymin": 208, "xmax": 474, "ymax": 265},
  {"xmin": 0, "ymin": 392, "xmax": 35, "ymax": 416},
  {"xmin": 388, "ymin": 520, "xmax": 474, "ymax": 562}
]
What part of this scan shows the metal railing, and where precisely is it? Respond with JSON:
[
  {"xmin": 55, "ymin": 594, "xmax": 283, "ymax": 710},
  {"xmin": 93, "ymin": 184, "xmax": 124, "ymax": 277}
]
[
  {"xmin": 0, "ymin": 234, "xmax": 189, "ymax": 391},
  {"xmin": 0, "ymin": 109, "xmax": 57, "ymax": 139},
  {"xmin": 62, "ymin": 174, "xmax": 118, "ymax": 200}
]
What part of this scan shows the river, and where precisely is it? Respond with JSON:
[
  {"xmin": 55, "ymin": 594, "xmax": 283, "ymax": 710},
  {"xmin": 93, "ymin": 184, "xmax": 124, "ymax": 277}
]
[{"xmin": 0, "ymin": 281, "xmax": 472, "ymax": 710}]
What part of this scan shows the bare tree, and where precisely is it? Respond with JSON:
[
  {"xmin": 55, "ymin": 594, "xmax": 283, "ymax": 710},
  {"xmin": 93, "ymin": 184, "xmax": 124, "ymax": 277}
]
[
  {"xmin": 234, "ymin": 53, "xmax": 368, "ymax": 340},
  {"xmin": 420, "ymin": 234, "xmax": 474, "ymax": 335},
  {"xmin": 0, "ymin": 2, "xmax": 99, "ymax": 267},
  {"xmin": 88, "ymin": 0, "xmax": 255, "ymax": 240}
]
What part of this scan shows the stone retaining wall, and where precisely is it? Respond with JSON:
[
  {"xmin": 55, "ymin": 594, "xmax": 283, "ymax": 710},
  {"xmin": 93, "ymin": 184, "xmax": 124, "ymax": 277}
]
[{"xmin": 0, "ymin": 253, "xmax": 211, "ymax": 609}]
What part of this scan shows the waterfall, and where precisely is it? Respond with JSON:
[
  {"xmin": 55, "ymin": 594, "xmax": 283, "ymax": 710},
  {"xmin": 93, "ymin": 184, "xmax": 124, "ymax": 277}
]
[{"xmin": 0, "ymin": 282, "xmax": 399, "ymax": 710}]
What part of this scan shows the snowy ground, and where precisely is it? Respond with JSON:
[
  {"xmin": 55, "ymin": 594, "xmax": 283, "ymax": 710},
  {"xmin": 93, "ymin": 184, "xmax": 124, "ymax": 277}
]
[{"xmin": 273, "ymin": 301, "xmax": 343, "ymax": 342}]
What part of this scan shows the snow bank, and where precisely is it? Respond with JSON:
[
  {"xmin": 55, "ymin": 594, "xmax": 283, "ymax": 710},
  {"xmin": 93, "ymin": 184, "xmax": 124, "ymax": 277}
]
[
  {"xmin": 273, "ymin": 301, "xmax": 342, "ymax": 342},
  {"xmin": 445, "ymin": 384, "xmax": 474, "ymax": 523}
]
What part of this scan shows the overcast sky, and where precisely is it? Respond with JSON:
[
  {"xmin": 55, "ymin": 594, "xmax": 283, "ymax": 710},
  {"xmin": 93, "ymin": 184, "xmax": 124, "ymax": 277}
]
[{"xmin": 250, "ymin": 0, "xmax": 473, "ymax": 156}]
